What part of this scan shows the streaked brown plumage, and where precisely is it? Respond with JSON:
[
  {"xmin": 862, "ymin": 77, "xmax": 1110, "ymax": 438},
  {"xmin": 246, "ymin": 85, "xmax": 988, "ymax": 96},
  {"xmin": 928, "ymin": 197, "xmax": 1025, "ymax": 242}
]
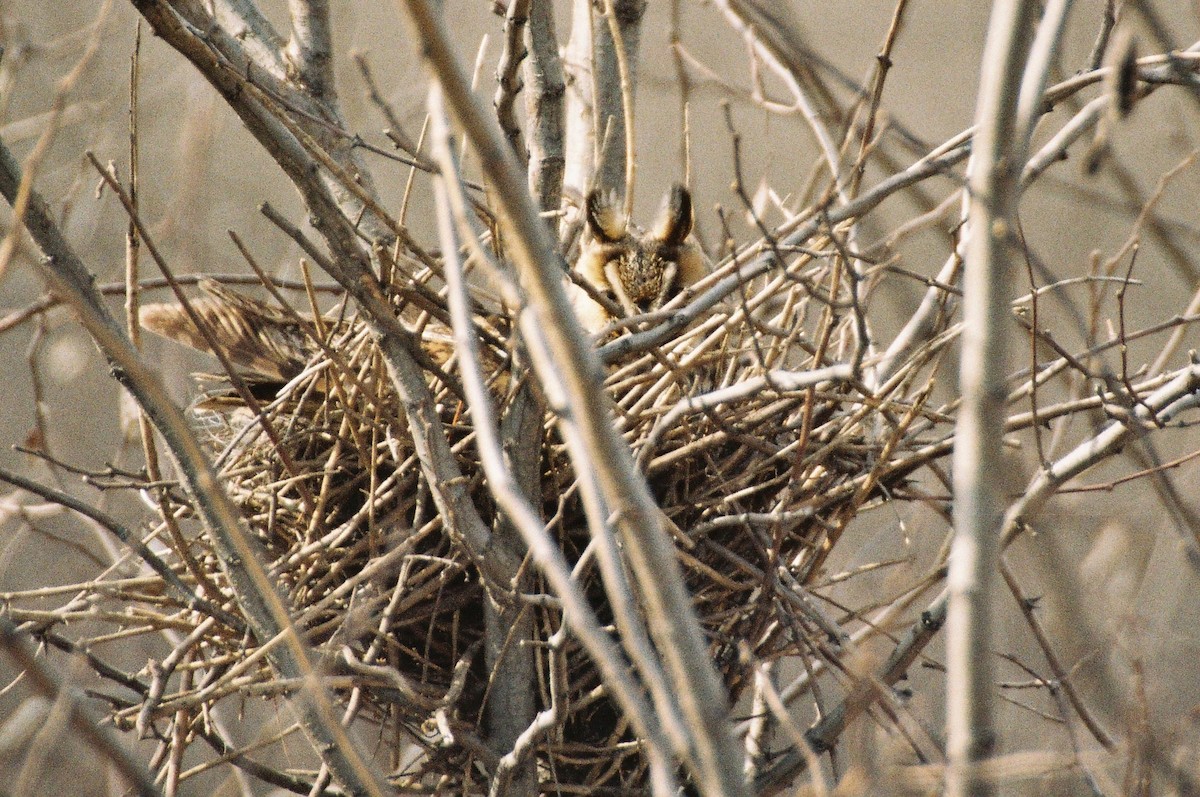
[
  {"xmin": 139, "ymin": 279, "xmax": 319, "ymax": 383},
  {"xmin": 139, "ymin": 279, "xmax": 510, "ymax": 411}
]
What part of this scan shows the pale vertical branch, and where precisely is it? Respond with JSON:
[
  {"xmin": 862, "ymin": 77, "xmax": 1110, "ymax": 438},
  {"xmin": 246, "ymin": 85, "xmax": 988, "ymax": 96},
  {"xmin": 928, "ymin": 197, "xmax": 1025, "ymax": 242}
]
[
  {"xmin": 668, "ymin": 0, "xmax": 693, "ymax": 183},
  {"xmin": 561, "ymin": 0, "xmax": 595, "ymax": 201},
  {"xmin": 590, "ymin": 0, "xmax": 645, "ymax": 199},
  {"xmin": 600, "ymin": 0, "xmax": 639, "ymax": 213},
  {"xmin": 1086, "ymin": 0, "xmax": 1118, "ymax": 71},
  {"xmin": 398, "ymin": 4, "xmax": 748, "ymax": 794},
  {"xmin": 494, "ymin": 8, "xmax": 564, "ymax": 792},
  {"xmin": 524, "ymin": 0, "xmax": 565, "ymax": 213},
  {"xmin": 125, "ymin": 22, "xmax": 171, "ymax": 556},
  {"xmin": 1012, "ymin": 0, "xmax": 1076, "ymax": 161},
  {"xmin": 491, "ymin": 369, "xmax": 545, "ymax": 797},
  {"xmin": 491, "ymin": 387, "xmax": 544, "ymax": 794},
  {"xmin": 845, "ymin": 0, "xmax": 910, "ymax": 200},
  {"xmin": 286, "ymin": 0, "xmax": 337, "ymax": 102},
  {"xmin": 283, "ymin": 0, "xmax": 387, "ymax": 239},
  {"xmin": 490, "ymin": 629, "xmax": 569, "ymax": 797},
  {"xmin": 483, "ymin": 436, "xmax": 539, "ymax": 797},
  {"xmin": 494, "ymin": 0, "xmax": 531, "ymax": 161},
  {"xmin": 948, "ymin": 3, "xmax": 1038, "ymax": 796},
  {"xmin": 743, "ymin": 661, "xmax": 773, "ymax": 779},
  {"xmin": 124, "ymin": 22, "xmax": 142, "ymax": 351}
]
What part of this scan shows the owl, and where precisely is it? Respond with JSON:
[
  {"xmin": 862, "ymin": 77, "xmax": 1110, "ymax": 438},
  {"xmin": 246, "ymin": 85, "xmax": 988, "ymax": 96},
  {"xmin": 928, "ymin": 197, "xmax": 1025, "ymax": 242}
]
[{"xmin": 570, "ymin": 184, "xmax": 709, "ymax": 334}]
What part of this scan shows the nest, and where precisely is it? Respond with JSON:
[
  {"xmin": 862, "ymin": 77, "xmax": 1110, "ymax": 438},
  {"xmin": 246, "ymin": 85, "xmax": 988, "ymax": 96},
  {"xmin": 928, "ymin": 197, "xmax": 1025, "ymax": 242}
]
[{"xmin": 68, "ymin": 232, "xmax": 947, "ymax": 793}]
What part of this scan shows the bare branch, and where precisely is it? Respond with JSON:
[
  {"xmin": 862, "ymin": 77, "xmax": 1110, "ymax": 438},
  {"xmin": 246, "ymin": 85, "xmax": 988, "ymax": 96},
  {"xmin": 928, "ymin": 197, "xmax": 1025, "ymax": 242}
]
[
  {"xmin": 494, "ymin": 0, "xmax": 530, "ymax": 161},
  {"xmin": 285, "ymin": 0, "xmax": 337, "ymax": 102},
  {"xmin": 712, "ymin": 0, "xmax": 848, "ymax": 203},
  {"xmin": 524, "ymin": 0, "xmax": 566, "ymax": 212},
  {"xmin": 590, "ymin": 0, "xmax": 645, "ymax": 199},
  {"xmin": 561, "ymin": 0, "xmax": 595, "ymax": 199},
  {"xmin": 213, "ymin": 0, "xmax": 288, "ymax": 78},
  {"xmin": 0, "ymin": 466, "xmax": 243, "ymax": 633},
  {"xmin": 948, "ymin": 4, "xmax": 1038, "ymax": 795}
]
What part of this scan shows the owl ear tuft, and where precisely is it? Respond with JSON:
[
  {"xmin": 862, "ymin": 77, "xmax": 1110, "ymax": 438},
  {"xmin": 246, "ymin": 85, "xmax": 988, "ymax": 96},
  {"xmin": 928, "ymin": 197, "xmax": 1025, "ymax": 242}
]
[
  {"xmin": 651, "ymin": 184, "xmax": 693, "ymax": 246},
  {"xmin": 584, "ymin": 190, "xmax": 627, "ymax": 243}
]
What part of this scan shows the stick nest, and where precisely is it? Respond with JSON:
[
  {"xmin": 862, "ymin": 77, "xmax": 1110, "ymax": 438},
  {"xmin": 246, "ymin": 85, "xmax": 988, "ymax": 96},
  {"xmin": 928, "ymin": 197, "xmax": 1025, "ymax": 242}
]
[{"xmin": 54, "ymin": 236, "xmax": 950, "ymax": 793}]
